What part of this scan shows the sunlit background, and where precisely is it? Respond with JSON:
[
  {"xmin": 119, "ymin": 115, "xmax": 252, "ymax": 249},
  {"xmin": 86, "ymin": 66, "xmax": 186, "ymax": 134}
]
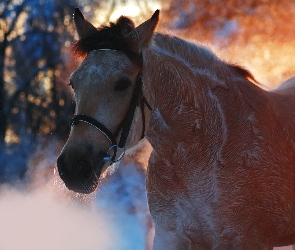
[{"xmin": 0, "ymin": 0, "xmax": 295, "ymax": 249}]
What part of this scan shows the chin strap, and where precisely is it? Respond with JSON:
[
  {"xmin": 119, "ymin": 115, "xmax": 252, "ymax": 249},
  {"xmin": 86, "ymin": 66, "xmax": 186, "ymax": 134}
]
[{"xmin": 70, "ymin": 71, "xmax": 152, "ymax": 163}]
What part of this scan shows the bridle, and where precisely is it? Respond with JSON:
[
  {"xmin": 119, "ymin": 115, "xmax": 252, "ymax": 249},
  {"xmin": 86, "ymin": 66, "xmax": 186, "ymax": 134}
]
[{"xmin": 70, "ymin": 49, "xmax": 152, "ymax": 163}]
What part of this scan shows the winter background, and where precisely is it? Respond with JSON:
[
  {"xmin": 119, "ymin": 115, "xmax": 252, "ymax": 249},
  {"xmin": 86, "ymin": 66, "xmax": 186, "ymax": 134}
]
[{"xmin": 0, "ymin": 0, "xmax": 295, "ymax": 249}]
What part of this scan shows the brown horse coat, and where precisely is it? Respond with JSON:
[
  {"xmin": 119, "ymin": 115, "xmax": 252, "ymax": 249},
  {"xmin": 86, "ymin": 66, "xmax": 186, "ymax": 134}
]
[{"xmin": 145, "ymin": 33, "xmax": 295, "ymax": 249}]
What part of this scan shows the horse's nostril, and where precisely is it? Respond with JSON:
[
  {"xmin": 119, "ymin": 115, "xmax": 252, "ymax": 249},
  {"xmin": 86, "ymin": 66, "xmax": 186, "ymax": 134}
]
[
  {"xmin": 74, "ymin": 160, "xmax": 92, "ymax": 180},
  {"xmin": 56, "ymin": 152, "xmax": 100, "ymax": 193},
  {"xmin": 57, "ymin": 155, "xmax": 92, "ymax": 181}
]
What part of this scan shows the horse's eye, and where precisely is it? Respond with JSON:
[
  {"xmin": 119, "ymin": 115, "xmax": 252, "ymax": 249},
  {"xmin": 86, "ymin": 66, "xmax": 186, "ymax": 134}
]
[{"xmin": 114, "ymin": 78, "xmax": 131, "ymax": 92}]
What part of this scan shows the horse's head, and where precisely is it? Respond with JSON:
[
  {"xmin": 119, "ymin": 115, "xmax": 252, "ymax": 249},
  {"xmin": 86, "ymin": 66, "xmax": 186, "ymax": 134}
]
[{"xmin": 57, "ymin": 8, "xmax": 159, "ymax": 194}]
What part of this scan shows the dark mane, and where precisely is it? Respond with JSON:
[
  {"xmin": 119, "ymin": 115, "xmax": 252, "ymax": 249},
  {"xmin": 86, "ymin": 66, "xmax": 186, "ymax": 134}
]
[
  {"xmin": 152, "ymin": 34, "xmax": 260, "ymax": 86},
  {"xmin": 230, "ymin": 64, "xmax": 259, "ymax": 84},
  {"xmin": 72, "ymin": 16, "xmax": 141, "ymax": 64}
]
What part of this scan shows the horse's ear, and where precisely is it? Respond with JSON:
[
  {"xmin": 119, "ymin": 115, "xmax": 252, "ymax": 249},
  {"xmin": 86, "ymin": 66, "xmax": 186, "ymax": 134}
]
[
  {"xmin": 74, "ymin": 8, "xmax": 97, "ymax": 40},
  {"xmin": 127, "ymin": 10, "xmax": 160, "ymax": 53}
]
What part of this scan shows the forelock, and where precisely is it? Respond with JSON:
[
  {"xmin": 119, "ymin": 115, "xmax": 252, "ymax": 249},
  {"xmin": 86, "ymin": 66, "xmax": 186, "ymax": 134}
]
[{"xmin": 72, "ymin": 16, "xmax": 141, "ymax": 64}]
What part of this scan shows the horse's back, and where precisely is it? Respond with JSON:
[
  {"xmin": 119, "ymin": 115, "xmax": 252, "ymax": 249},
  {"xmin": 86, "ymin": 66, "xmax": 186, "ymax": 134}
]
[
  {"xmin": 272, "ymin": 76, "xmax": 295, "ymax": 94},
  {"xmin": 268, "ymin": 76, "xmax": 295, "ymax": 122}
]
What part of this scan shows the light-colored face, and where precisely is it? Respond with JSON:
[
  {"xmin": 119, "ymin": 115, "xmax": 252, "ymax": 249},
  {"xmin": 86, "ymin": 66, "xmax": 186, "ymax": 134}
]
[
  {"xmin": 72, "ymin": 50, "xmax": 140, "ymax": 134},
  {"xmin": 57, "ymin": 8, "xmax": 159, "ymax": 194},
  {"xmin": 57, "ymin": 50, "xmax": 140, "ymax": 193}
]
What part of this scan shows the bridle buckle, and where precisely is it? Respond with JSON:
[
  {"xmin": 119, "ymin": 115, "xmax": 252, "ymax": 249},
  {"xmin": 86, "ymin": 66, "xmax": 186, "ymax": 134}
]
[{"xmin": 103, "ymin": 144, "xmax": 126, "ymax": 163}]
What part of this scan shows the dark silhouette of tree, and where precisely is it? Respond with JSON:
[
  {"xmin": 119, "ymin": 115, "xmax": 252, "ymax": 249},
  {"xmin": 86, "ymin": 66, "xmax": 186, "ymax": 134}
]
[
  {"xmin": 0, "ymin": 0, "xmax": 78, "ymax": 145},
  {"xmin": 0, "ymin": 0, "xmax": 26, "ymax": 142}
]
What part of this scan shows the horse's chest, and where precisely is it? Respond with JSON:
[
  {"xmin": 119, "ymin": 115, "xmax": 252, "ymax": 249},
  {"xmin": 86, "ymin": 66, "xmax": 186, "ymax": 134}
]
[
  {"xmin": 146, "ymin": 148, "xmax": 295, "ymax": 248},
  {"xmin": 146, "ymin": 153, "xmax": 219, "ymax": 240},
  {"xmin": 146, "ymin": 167, "xmax": 228, "ymax": 249}
]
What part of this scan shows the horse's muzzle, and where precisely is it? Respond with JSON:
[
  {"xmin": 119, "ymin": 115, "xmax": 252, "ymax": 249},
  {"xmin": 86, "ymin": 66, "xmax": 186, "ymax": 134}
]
[{"xmin": 57, "ymin": 152, "xmax": 104, "ymax": 194}]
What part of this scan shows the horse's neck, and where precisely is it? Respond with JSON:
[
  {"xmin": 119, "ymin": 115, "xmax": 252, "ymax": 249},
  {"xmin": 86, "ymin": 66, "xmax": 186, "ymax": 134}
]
[
  {"xmin": 142, "ymin": 33, "xmax": 235, "ymax": 109},
  {"xmin": 151, "ymin": 33, "xmax": 220, "ymax": 73},
  {"xmin": 141, "ymin": 33, "xmax": 266, "ymax": 159},
  {"xmin": 142, "ymin": 32, "xmax": 267, "ymax": 106}
]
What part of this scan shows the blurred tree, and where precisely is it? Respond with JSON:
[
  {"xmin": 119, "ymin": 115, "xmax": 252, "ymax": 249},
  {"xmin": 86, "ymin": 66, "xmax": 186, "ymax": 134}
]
[
  {"xmin": 0, "ymin": 0, "xmax": 78, "ymax": 145},
  {"xmin": 159, "ymin": 0, "xmax": 293, "ymax": 39}
]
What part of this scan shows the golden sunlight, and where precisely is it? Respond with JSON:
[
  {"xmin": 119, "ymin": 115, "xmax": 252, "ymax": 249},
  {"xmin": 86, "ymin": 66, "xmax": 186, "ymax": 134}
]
[
  {"xmin": 5, "ymin": 128, "xmax": 20, "ymax": 145},
  {"xmin": 93, "ymin": 0, "xmax": 161, "ymax": 25}
]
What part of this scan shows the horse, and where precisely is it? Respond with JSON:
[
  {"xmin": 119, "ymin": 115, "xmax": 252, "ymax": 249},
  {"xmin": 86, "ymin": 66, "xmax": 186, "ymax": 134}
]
[{"xmin": 57, "ymin": 8, "xmax": 295, "ymax": 249}]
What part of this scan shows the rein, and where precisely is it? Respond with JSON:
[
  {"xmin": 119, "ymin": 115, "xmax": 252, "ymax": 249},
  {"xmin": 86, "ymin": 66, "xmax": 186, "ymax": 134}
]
[{"xmin": 70, "ymin": 50, "xmax": 152, "ymax": 163}]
